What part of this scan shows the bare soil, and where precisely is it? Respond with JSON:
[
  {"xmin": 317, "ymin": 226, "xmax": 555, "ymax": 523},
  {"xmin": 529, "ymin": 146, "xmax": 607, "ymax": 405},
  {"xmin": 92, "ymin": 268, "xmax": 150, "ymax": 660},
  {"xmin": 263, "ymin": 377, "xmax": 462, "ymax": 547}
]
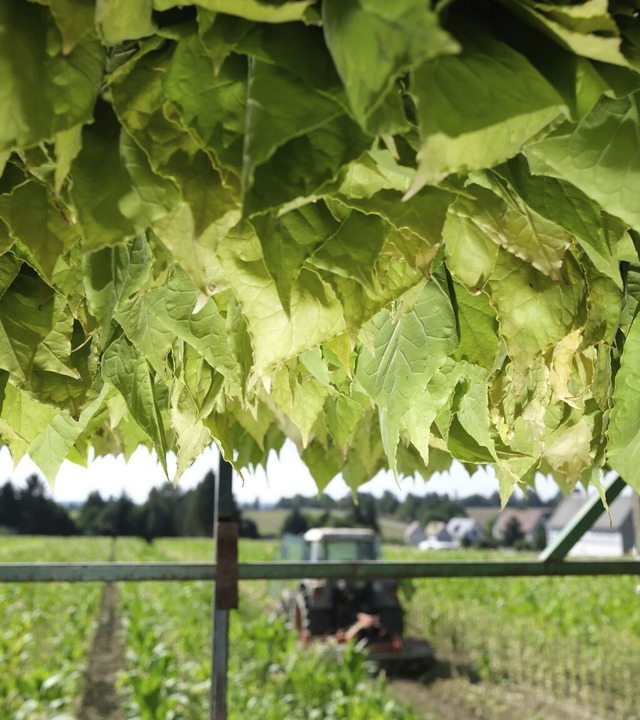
[
  {"xmin": 77, "ymin": 582, "xmax": 124, "ymax": 720},
  {"xmin": 389, "ymin": 659, "xmax": 608, "ymax": 720}
]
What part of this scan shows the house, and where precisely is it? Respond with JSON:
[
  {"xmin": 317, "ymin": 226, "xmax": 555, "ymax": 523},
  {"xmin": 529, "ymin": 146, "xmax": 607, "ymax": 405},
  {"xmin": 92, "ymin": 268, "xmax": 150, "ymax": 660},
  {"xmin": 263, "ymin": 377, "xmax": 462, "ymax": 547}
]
[
  {"xmin": 446, "ymin": 517, "xmax": 486, "ymax": 545},
  {"xmin": 464, "ymin": 507, "xmax": 499, "ymax": 534},
  {"xmin": 418, "ymin": 537, "xmax": 459, "ymax": 550},
  {"xmin": 419, "ymin": 520, "xmax": 457, "ymax": 550},
  {"xmin": 424, "ymin": 520, "xmax": 452, "ymax": 542},
  {"xmin": 403, "ymin": 520, "xmax": 426, "ymax": 547},
  {"xmin": 545, "ymin": 493, "xmax": 638, "ymax": 557},
  {"xmin": 491, "ymin": 508, "xmax": 552, "ymax": 543}
]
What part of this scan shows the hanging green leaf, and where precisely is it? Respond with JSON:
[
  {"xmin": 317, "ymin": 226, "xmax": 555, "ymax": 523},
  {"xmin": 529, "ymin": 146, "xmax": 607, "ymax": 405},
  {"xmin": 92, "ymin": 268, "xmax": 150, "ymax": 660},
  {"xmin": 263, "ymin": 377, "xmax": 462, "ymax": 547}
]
[
  {"xmin": 323, "ymin": 0, "xmax": 458, "ymax": 132},
  {"xmin": 0, "ymin": 2, "xmax": 104, "ymax": 152},
  {"xmin": 102, "ymin": 334, "xmax": 169, "ymax": 475}
]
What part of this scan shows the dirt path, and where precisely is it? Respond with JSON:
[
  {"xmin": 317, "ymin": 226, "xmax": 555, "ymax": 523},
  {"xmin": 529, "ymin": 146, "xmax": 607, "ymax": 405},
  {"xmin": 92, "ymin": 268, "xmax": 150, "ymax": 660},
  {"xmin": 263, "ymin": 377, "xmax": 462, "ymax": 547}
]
[
  {"xmin": 77, "ymin": 582, "xmax": 125, "ymax": 720},
  {"xmin": 389, "ymin": 660, "xmax": 606, "ymax": 720}
]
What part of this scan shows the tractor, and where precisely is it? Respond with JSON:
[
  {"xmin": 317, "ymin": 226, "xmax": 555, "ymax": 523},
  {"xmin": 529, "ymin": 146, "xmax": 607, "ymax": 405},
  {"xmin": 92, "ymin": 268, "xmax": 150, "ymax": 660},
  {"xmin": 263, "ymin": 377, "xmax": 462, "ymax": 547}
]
[{"xmin": 279, "ymin": 527, "xmax": 432, "ymax": 673}]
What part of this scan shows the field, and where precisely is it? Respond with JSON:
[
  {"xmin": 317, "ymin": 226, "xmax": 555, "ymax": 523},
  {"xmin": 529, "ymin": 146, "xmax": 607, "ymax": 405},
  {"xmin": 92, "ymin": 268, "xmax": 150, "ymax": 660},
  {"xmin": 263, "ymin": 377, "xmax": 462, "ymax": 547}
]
[
  {"xmin": 0, "ymin": 538, "xmax": 111, "ymax": 720},
  {"xmin": 1, "ymin": 537, "xmax": 639, "ymax": 719},
  {"xmin": 386, "ymin": 545, "xmax": 640, "ymax": 720},
  {"xmin": 243, "ymin": 508, "xmax": 408, "ymax": 543},
  {"xmin": 0, "ymin": 537, "xmax": 417, "ymax": 720}
]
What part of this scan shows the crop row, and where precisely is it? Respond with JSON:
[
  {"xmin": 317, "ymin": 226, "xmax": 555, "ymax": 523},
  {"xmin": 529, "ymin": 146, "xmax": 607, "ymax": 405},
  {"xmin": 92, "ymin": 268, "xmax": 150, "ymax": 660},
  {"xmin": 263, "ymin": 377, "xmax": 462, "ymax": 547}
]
[
  {"xmin": 0, "ymin": 538, "xmax": 112, "ymax": 720},
  {"xmin": 386, "ymin": 546, "xmax": 640, "ymax": 718},
  {"xmin": 5, "ymin": 536, "xmax": 639, "ymax": 718},
  {"xmin": 0, "ymin": 537, "xmax": 418, "ymax": 719},
  {"xmin": 116, "ymin": 537, "xmax": 419, "ymax": 720}
]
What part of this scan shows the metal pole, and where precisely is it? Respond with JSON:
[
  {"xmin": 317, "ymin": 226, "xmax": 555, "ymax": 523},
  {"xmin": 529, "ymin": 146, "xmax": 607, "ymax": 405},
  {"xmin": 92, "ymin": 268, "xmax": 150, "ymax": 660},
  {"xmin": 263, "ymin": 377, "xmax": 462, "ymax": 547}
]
[
  {"xmin": 540, "ymin": 475, "xmax": 627, "ymax": 561},
  {"xmin": 0, "ymin": 558, "xmax": 639, "ymax": 583},
  {"xmin": 210, "ymin": 453, "xmax": 238, "ymax": 720}
]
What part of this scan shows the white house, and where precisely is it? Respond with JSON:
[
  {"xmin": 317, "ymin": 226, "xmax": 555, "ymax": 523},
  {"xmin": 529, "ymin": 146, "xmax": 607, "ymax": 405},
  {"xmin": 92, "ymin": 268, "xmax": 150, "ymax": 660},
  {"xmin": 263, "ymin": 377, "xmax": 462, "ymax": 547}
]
[
  {"xmin": 403, "ymin": 520, "xmax": 426, "ymax": 546},
  {"xmin": 424, "ymin": 520, "xmax": 453, "ymax": 541},
  {"xmin": 418, "ymin": 520, "xmax": 457, "ymax": 550},
  {"xmin": 446, "ymin": 517, "xmax": 486, "ymax": 545},
  {"xmin": 545, "ymin": 493, "xmax": 638, "ymax": 557}
]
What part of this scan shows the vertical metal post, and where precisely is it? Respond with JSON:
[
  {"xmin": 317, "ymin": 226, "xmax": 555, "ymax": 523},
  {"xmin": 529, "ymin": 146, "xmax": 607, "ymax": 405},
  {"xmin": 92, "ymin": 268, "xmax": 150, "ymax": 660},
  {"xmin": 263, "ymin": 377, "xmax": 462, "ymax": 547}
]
[{"xmin": 210, "ymin": 453, "xmax": 238, "ymax": 720}]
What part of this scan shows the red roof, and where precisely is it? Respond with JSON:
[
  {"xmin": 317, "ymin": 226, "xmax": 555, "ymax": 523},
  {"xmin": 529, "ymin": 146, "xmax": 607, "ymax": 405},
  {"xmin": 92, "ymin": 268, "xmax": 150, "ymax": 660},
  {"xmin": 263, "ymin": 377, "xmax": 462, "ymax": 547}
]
[{"xmin": 492, "ymin": 508, "xmax": 552, "ymax": 538}]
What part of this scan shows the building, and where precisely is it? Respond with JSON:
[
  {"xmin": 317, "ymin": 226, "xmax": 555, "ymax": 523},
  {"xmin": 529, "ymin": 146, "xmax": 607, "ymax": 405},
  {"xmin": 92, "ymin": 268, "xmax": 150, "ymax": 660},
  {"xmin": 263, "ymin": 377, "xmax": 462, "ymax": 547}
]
[
  {"xmin": 424, "ymin": 520, "xmax": 452, "ymax": 542},
  {"xmin": 545, "ymin": 493, "xmax": 638, "ymax": 557},
  {"xmin": 491, "ymin": 508, "xmax": 552, "ymax": 544},
  {"xmin": 403, "ymin": 520, "xmax": 426, "ymax": 547},
  {"xmin": 446, "ymin": 517, "xmax": 486, "ymax": 545},
  {"xmin": 464, "ymin": 507, "xmax": 499, "ymax": 534}
]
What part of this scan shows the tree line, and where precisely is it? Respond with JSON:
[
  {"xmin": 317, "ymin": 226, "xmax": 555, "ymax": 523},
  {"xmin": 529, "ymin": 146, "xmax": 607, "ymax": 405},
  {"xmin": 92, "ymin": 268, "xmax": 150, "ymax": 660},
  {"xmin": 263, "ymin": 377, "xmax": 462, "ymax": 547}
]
[
  {"xmin": 275, "ymin": 488, "xmax": 560, "ymax": 539},
  {"xmin": 0, "ymin": 471, "xmax": 258, "ymax": 540}
]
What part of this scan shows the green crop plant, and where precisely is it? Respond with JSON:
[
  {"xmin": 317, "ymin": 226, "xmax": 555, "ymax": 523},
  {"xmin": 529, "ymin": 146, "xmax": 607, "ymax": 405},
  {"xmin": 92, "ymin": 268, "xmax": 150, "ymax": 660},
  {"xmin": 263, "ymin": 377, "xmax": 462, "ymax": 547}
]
[
  {"xmin": 228, "ymin": 615, "xmax": 419, "ymax": 720},
  {"xmin": 113, "ymin": 538, "xmax": 419, "ymax": 720},
  {"xmin": 0, "ymin": 538, "xmax": 109, "ymax": 719},
  {"xmin": 118, "ymin": 565, "xmax": 213, "ymax": 720},
  {"xmin": 388, "ymin": 546, "xmax": 640, "ymax": 717}
]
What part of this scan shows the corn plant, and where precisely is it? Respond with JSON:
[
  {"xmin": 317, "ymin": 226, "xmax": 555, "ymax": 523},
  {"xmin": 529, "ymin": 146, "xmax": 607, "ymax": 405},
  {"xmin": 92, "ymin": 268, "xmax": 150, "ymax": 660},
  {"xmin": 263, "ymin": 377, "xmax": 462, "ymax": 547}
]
[{"xmin": 0, "ymin": 538, "xmax": 108, "ymax": 719}]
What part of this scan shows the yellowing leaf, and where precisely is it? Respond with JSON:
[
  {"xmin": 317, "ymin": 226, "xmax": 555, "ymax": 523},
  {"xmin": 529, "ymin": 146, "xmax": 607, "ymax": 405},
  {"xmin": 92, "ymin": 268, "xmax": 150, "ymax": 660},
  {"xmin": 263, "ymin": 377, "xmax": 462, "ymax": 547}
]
[{"xmin": 543, "ymin": 418, "xmax": 593, "ymax": 490}]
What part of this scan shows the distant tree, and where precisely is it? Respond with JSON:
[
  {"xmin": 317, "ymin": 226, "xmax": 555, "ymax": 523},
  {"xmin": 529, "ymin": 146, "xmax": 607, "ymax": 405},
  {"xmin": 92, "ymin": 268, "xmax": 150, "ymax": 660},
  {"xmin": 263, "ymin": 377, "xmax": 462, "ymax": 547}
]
[
  {"xmin": 47, "ymin": 503, "xmax": 78, "ymax": 535},
  {"xmin": 502, "ymin": 517, "xmax": 525, "ymax": 547},
  {"xmin": 378, "ymin": 491, "xmax": 400, "ymax": 515},
  {"xmin": 306, "ymin": 510, "xmax": 332, "ymax": 529},
  {"xmin": 14, "ymin": 476, "xmax": 77, "ymax": 535},
  {"xmin": 178, "ymin": 470, "xmax": 243, "ymax": 537},
  {"xmin": 183, "ymin": 470, "xmax": 217, "ymax": 536},
  {"xmin": 351, "ymin": 493, "xmax": 379, "ymax": 532},
  {"xmin": 19, "ymin": 475, "xmax": 49, "ymax": 533},
  {"xmin": 397, "ymin": 493, "xmax": 422, "ymax": 522},
  {"xmin": 278, "ymin": 494, "xmax": 328, "ymax": 511},
  {"xmin": 531, "ymin": 523, "xmax": 547, "ymax": 551},
  {"xmin": 281, "ymin": 507, "xmax": 309, "ymax": 536},
  {"xmin": 77, "ymin": 492, "xmax": 110, "ymax": 535},
  {"xmin": 145, "ymin": 485, "xmax": 180, "ymax": 538},
  {"xmin": 0, "ymin": 482, "xmax": 20, "ymax": 531},
  {"xmin": 523, "ymin": 490, "xmax": 544, "ymax": 508},
  {"xmin": 318, "ymin": 494, "xmax": 337, "ymax": 511},
  {"xmin": 240, "ymin": 518, "xmax": 260, "ymax": 539},
  {"xmin": 5, "ymin": 475, "xmax": 77, "ymax": 535},
  {"xmin": 463, "ymin": 492, "xmax": 500, "ymax": 508},
  {"xmin": 101, "ymin": 494, "xmax": 141, "ymax": 536},
  {"xmin": 415, "ymin": 495, "xmax": 466, "ymax": 527},
  {"xmin": 475, "ymin": 535, "xmax": 499, "ymax": 550}
]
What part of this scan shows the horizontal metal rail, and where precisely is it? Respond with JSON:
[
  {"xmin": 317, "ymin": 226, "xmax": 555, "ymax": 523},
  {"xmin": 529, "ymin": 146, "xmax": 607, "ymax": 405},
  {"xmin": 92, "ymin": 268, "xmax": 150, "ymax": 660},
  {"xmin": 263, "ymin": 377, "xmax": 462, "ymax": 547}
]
[{"xmin": 1, "ymin": 559, "xmax": 639, "ymax": 583}]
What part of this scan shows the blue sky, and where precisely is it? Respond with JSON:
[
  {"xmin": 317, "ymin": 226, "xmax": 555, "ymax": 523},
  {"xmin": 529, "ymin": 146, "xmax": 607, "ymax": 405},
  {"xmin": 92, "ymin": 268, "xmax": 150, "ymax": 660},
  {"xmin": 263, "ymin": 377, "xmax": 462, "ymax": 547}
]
[{"xmin": 0, "ymin": 441, "xmax": 559, "ymax": 505}]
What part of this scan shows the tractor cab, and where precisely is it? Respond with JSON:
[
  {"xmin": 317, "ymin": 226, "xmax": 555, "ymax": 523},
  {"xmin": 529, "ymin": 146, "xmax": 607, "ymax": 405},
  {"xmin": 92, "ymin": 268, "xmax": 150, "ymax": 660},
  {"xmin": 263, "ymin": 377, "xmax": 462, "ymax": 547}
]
[{"xmin": 303, "ymin": 527, "xmax": 380, "ymax": 562}]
